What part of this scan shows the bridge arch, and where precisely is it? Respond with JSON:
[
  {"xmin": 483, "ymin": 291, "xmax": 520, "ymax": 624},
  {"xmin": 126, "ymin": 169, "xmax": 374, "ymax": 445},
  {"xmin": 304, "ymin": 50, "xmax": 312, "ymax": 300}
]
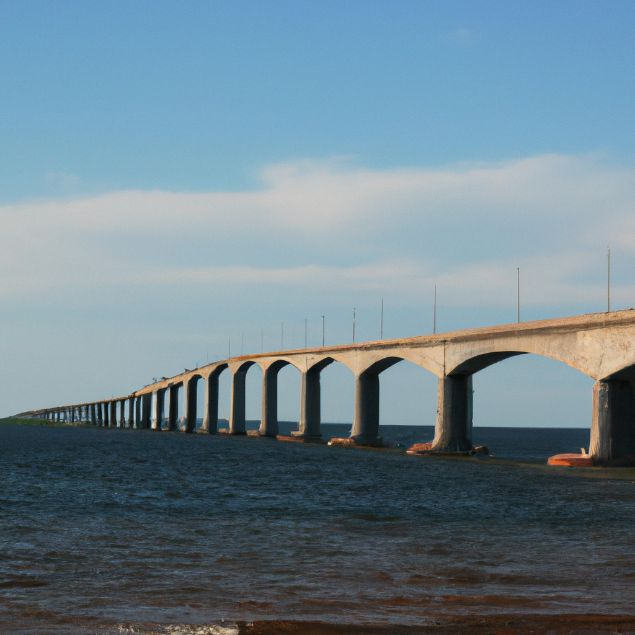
[
  {"xmin": 198, "ymin": 363, "xmax": 229, "ymax": 433},
  {"xmin": 351, "ymin": 356, "xmax": 438, "ymax": 443},
  {"xmin": 297, "ymin": 356, "xmax": 355, "ymax": 440},
  {"xmin": 227, "ymin": 360, "xmax": 261, "ymax": 434},
  {"xmin": 260, "ymin": 359, "xmax": 302, "ymax": 437},
  {"xmin": 435, "ymin": 350, "xmax": 618, "ymax": 456},
  {"xmin": 444, "ymin": 333, "xmax": 608, "ymax": 380},
  {"xmin": 182, "ymin": 373, "xmax": 206, "ymax": 433}
]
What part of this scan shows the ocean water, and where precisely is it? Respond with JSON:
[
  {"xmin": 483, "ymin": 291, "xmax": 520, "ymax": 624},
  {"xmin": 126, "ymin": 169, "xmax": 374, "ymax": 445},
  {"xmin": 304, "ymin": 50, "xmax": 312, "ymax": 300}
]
[{"xmin": 1, "ymin": 422, "xmax": 634, "ymax": 633}]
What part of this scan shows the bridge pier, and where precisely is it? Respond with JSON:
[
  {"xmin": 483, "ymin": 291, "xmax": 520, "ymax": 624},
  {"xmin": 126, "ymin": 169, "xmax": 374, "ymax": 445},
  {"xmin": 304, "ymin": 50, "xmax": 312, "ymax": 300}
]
[
  {"xmin": 431, "ymin": 374, "xmax": 473, "ymax": 452},
  {"xmin": 104, "ymin": 402, "xmax": 111, "ymax": 428},
  {"xmin": 351, "ymin": 371, "xmax": 382, "ymax": 445},
  {"xmin": 182, "ymin": 377, "xmax": 198, "ymax": 433},
  {"xmin": 152, "ymin": 389, "xmax": 165, "ymax": 430},
  {"xmin": 168, "ymin": 385, "xmax": 179, "ymax": 431},
  {"xmin": 125, "ymin": 397, "xmax": 133, "ymax": 428},
  {"xmin": 298, "ymin": 368, "xmax": 322, "ymax": 439},
  {"xmin": 590, "ymin": 378, "xmax": 635, "ymax": 464},
  {"xmin": 201, "ymin": 372, "xmax": 220, "ymax": 434},
  {"xmin": 259, "ymin": 366, "xmax": 278, "ymax": 437},
  {"xmin": 119, "ymin": 400, "xmax": 126, "ymax": 427},
  {"xmin": 132, "ymin": 397, "xmax": 140, "ymax": 429},
  {"xmin": 110, "ymin": 402, "xmax": 117, "ymax": 428},
  {"xmin": 140, "ymin": 394, "xmax": 151, "ymax": 429},
  {"xmin": 229, "ymin": 368, "xmax": 247, "ymax": 434}
]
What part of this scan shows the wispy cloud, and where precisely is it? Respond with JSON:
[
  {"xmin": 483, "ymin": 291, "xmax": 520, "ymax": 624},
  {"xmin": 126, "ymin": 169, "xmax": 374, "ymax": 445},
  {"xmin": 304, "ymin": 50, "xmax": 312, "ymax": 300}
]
[
  {"xmin": 1, "ymin": 153, "xmax": 634, "ymax": 309},
  {"xmin": 446, "ymin": 27, "xmax": 476, "ymax": 46}
]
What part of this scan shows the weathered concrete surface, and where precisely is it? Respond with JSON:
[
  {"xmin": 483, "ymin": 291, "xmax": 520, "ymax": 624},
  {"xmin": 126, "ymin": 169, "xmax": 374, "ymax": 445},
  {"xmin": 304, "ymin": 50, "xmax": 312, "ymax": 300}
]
[{"xmin": 23, "ymin": 309, "xmax": 635, "ymax": 464}]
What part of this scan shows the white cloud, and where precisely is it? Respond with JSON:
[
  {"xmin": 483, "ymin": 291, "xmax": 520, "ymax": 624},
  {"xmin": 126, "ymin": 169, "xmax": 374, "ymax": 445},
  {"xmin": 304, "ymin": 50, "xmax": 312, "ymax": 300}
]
[
  {"xmin": 446, "ymin": 27, "xmax": 476, "ymax": 45},
  {"xmin": 0, "ymin": 153, "xmax": 634, "ymax": 309}
]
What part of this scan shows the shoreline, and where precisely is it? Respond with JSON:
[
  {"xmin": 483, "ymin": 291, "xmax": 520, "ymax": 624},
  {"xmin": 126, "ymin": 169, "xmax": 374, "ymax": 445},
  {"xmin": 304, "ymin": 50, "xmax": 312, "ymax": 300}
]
[
  {"xmin": 5, "ymin": 614, "xmax": 635, "ymax": 635},
  {"xmin": 236, "ymin": 615, "xmax": 635, "ymax": 634}
]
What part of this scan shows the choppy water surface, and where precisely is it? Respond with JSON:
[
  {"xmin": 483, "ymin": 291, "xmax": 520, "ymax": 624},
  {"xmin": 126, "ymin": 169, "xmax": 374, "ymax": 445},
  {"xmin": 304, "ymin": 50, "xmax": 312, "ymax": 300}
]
[{"xmin": 1, "ymin": 423, "xmax": 634, "ymax": 633}]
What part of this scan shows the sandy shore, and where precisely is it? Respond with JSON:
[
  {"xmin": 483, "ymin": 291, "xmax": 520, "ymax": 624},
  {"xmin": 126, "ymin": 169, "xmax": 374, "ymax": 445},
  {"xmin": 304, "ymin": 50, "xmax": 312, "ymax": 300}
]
[{"xmin": 237, "ymin": 614, "xmax": 635, "ymax": 634}]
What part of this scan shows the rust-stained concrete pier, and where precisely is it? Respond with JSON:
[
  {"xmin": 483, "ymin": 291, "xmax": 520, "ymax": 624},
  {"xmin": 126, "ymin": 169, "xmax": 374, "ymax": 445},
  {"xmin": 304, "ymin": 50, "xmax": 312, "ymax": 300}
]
[{"xmin": 20, "ymin": 310, "xmax": 635, "ymax": 465}]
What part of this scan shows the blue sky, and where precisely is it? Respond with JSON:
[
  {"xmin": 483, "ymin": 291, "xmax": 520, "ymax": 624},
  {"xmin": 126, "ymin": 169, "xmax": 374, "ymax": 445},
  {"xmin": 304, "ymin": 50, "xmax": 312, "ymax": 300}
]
[{"xmin": 1, "ymin": 1, "xmax": 634, "ymax": 429}]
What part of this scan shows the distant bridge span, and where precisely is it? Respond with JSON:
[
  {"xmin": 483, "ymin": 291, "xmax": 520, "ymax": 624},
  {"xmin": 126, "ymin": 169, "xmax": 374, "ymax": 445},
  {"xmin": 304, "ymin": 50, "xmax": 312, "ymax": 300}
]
[{"xmin": 22, "ymin": 310, "xmax": 635, "ymax": 464}]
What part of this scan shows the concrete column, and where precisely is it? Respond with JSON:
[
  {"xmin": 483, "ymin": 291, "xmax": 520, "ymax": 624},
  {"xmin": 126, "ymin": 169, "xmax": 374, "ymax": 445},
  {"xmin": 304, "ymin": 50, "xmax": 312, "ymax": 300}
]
[
  {"xmin": 182, "ymin": 377, "xmax": 198, "ymax": 433},
  {"xmin": 350, "ymin": 371, "xmax": 381, "ymax": 443},
  {"xmin": 134, "ymin": 397, "xmax": 142, "ymax": 429},
  {"xmin": 259, "ymin": 367, "xmax": 278, "ymax": 437},
  {"xmin": 168, "ymin": 385, "xmax": 179, "ymax": 431},
  {"xmin": 104, "ymin": 402, "xmax": 111, "ymax": 428},
  {"xmin": 110, "ymin": 402, "xmax": 117, "ymax": 428},
  {"xmin": 89, "ymin": 404, "xmax": 95, "ymax": 425},
  {"xmin": 119, "ymin": 400, "xmax": 126, "ymax": 427},
  {"xmin": 141, "ymin": 394, "xmax": 152, "ymax": 429},
  {"xmin": 201, "ymin": 373, "xmax": 219, "ymax": 434},
  {"xmin": 589, "ymin": 379, "xmax": 635, "ymax": 464},
  {"xmin": 229, "ymin": 369, "xmax": 247, "ymax": 435},
  {"xmin": 96, "ymin": 403, "xmax": 103, "ymax": 426},
  {"xmin": 127, "ymin": 397, "xmax": 134, "ymax": 428},
  {"xmin": 298, "ymin": 369, "xmax": 322, "ymax": 439},
  {"xmin": 431, "ymin": 374, "xmax": 473, "ymax": 452},
  {"xmin": 152, "ymin": 389, "xmax": 165, "ymax": 431}
]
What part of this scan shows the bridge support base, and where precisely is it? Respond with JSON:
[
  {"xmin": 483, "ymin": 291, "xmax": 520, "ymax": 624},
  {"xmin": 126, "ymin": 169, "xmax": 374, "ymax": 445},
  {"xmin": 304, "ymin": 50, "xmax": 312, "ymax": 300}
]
[
  {"xmin": 229, "ymin": 369, "xmax": 247, "ymax": 435},
  {"xmin": 590, "ymin": 379, "xmax": 635, "ymax": 465},
  {"xmin": 297, "ymin": 369, "xmax": 322, "ymax": 440},
  {"xmin": 350, "ymin": 372, "xmax": 382, "ymax": 446},
  {"xmin": 201, "ymin": 373, "xmax": 220, "ymax": 434},
  {"xmin": 259, "ymin": 367, "xmax": 279, "ymax": 437},
  {"xmin": 431, "ymin": 375, "xmax": 473, "ymax": 452}
]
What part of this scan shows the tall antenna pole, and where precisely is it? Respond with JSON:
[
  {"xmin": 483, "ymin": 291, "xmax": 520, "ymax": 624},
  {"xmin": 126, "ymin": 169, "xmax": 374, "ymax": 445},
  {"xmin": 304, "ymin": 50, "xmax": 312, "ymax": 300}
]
[
  {"xmin": 260, "ymin": 329, "xmax": 264, "ymax": 353},
  {"xmin": 281, "ymin": 322, "xmax": 284, "ymax": 349},
  {"xmin": 516, "ymin": 267, "xmax": 520, "ymax": 323},
  {"xmin": 352, "ymin": 307, "xmax": 356, "ymax": 343},
  {"xmin": 241, "ymin": 332, "xmax": 245, "ymax": 355},
  {"xmin": 228, "ymin": 336, "xmax": 231, "ymax": 359},
  {"xmin": 433, "ymin": 284, "xmax": 437, "ymax": 334},
  {"xmin": 380, "ymin": 297, "xmax": 384, "ymax": 339},
  {"xmin": 304, "ymin": 318, "xmax": 308, "ymax": 348},
  {"xmin": 607, "ymin": 246, "xmax": 611, "ymax": 313},
  {"xmin": 321, "ymin": 315, "xmax": 325, "ymax": 346}
]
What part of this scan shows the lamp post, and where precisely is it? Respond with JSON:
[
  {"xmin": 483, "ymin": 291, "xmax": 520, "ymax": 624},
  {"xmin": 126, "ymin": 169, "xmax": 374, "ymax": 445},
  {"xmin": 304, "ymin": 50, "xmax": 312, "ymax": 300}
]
[
  {"xmin": 607, "ymin": 247, "xmax": 611, "ymax": 313},
  {"xmin": 380, "ymin": 297, "xmax": 384, "ymax": 339},
  {"xmin": 321, "ymin": 315, "xmax": 325, "ymax": 346},
  {"xmin": 433, "ymin": 284, "xmax": 437, "ymax": 334},
  {"xmin": 516, "ymin": 267, "xmax": 520, "ymax": 323},
  {"xmin": 352, "ymin": 307, "xmax": 356, "ymax": 343}
]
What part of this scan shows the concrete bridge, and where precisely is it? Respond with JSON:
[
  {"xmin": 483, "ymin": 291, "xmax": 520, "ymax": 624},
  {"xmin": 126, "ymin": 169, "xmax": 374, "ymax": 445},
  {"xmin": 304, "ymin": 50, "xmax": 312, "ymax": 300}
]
[{"xmin": 21, "ymin": 310, "xmax": 635, "ymax": 464}]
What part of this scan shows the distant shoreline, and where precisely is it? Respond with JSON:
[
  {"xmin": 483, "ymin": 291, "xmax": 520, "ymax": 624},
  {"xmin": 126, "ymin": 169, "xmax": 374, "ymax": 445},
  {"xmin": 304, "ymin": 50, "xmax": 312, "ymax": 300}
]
[{"xmin": 0, "ymin": 416, "xmax": 89, "ymax": 428}]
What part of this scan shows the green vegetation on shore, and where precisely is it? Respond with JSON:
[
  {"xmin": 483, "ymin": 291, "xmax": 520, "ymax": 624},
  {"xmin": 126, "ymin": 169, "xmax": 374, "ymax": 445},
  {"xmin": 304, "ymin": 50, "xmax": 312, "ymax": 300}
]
[{"xmin": 0, "ymin": 416, "xmax": 86, "ymax": 427}]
